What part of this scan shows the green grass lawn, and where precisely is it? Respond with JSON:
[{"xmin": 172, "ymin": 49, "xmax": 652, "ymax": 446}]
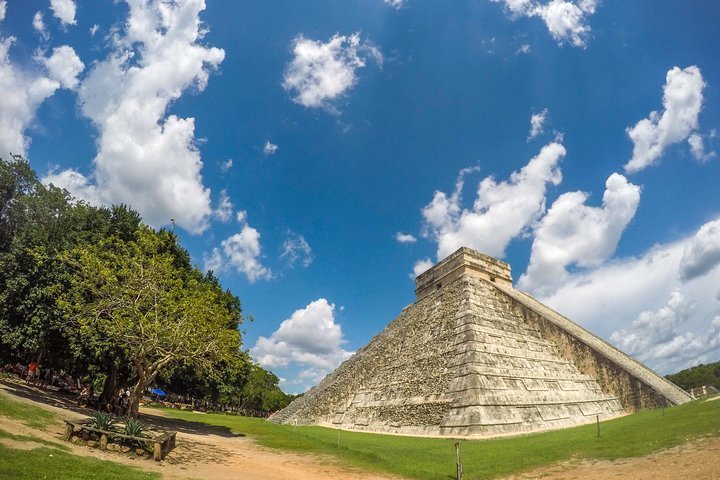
[
  {"xmin": 0, "ymin": 390, "xmax": 57, "ymax": 429},
  {"xmin": 0, "ymin": 392, "xmax": 159, "ymax": 480},
  {"xmin": 161, "ymin": 399, "xmax": 720, "ymax": 480}
]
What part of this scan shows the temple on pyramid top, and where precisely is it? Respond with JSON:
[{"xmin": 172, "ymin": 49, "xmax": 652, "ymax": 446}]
[
  {"xmin": 271, "ymin": 247, "xmax": 691, "ymax": 438},
  {"xmin": 415, "ymin": 247, "xmax": 512, "ymax": 300}
]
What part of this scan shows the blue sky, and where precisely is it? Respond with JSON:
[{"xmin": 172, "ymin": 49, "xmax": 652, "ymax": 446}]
[{"xmin": 2, "ymin": 0, "xmax": 720, "ymax": 393}]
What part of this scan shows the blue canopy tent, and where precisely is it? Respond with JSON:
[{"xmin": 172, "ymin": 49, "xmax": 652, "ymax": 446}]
[{"xmin": 150, "ymin": 388, "xmax": 167, "ymax": 397}]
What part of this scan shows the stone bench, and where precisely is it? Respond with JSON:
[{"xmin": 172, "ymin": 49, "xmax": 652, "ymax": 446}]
[{"xmin": 63, "ymin": 419, "xmax": 176, "ymax": 461}]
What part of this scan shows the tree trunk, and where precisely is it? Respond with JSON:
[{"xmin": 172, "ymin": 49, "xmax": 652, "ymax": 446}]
[{"xmin": 100, "ymin": 363, "xmax": 118, "ymax": 409}]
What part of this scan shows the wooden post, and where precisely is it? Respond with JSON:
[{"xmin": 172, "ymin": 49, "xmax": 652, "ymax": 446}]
[
  {"xmin": 455, "ymin": 442, "xmax": 463, "ymax": 480},
  {"xmin": 596, "ymin": 415, "xmax": 600, "ymax": 438},
  {"xmin": 63, "ymin": 422, "xmax": 74, "ymax": 441},
  {"xmin": 153, "ymin": 441, "xmax": 162, "ymax": 461}
]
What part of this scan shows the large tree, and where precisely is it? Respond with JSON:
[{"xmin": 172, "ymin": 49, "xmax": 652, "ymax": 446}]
[{"xmin": 62, "ymin": 227, "xmax": 242, "ymax": 417}]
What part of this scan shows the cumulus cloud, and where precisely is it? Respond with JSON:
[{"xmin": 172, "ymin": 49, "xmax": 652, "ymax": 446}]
[
  {"xmin": 0, "ymin": 37, "xmax": 82, "ymax": 157},
  {"xmin": 396, "ymin": 232, "xmax": 417, "ymax": 244},
  {"xmin": 220, "ymin": 158, "xmax": 233, "ymax": 172},
  {"xmin": 519, "ymin": 173, "xmax": 641, "ymax": 296},
  {"xmin": 282, "ymin": 32, "xmax": 382, "ymax": 112},
  {"xmin": 688, "ymin": 133, "xmax": 716, "ymax": 162},
  {"xmin": 422, "ymin": 142, "xmax": 564, "ymax": 260},
  {"xmin": 0, "ymin": 1, "xmax": 5, "ymax": 22},
  {"xmin": 42, "ymin": 46, "xmax": 84, "ymax": 89},
  {"xmin": 624, "ymin": 66, "xmax": 706, "ymax": 173},
  {"xmin": 44, "ymin": 0, "xmax": 225, "ymax": 233},
  {"xmin": 538, "ymin": 216, "xmax": 720, "ymax": 374},
  {"xmin": 263, "ymin": 140, "xmax": 278, "ymax": 156},
  {"xmin": 516, "ymin": 44, "xmax": 532, "ymax": 55},
  {"xmin": 213, "ymin": 189, "xmax": 233, "ymax": 223},
  {"xmin": 492, "ymin": 0, "xmax": 597, "ymax": 48},
  {"xmin": 412, "ymin": 258, "xmax": 434, "ymax": 278},
  {"xmin": 50, "ymin": 0, "xmax": 77, "ymax": 26},
  {"xmin": 251, "ymin": 299, "xmax": 353, "ymax": 389},
  {"xmin": 280, "ymin": 232, "xmax": 313, "ymax": 268},
  {"xmin": 610, "ymin": 291, "xmax": 720, "ymax": 374},
  {"xmin": 33, "ymin": 12, "xmax": 49, "ymax": 41},
  {"xmin": 528, "ymin": 108, "xmax": 548, "ymax": 140},
  {"xmin": 89, "ymin": 24, "xmax": 100, "ymax": 37},
  {"xmin": 679, "ymin": 219, "xmax": 720, "ymax": 281},
  {"xmin": 384, "ymin": 0, "xmax": 406, "ymax": 8},
  {"xmin": 204, "ymin": 212, "xmax": 272, "ymax": 283}
]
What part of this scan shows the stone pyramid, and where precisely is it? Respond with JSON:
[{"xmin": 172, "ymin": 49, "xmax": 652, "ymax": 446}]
[{"xmin": 271, "ymin": 247, "xmax": 690, "ymax": 437}]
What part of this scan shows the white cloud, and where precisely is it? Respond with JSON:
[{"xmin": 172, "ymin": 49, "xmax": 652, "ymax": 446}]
[
  {"xmin": 679, "ymin": 219, "xmax": 720, "ymax": 281},
  {"xmin": 203, "ymin": 210, "xmax": 271, "ymax": 282},
  {"xmin": 43, "ymin": 168, "xmax": 100, "ymax": 203},
  {"xmin": 251, "ymin": 299, "xmax": 353, "ymax": 390},
  {"xmin": 50, "ymin": 0, "xmax": 77, "ymax": 26},
  {"xmin": 538, "ymin": 216, "xmax": 720, "ymax": 374},
  {"xmin": 610, "ymin": 291, "xmax": 720, "ymax": 374},
  {"xmin": 213, "ymin": 189, "xmax": 233, "ymax": 223},
  {"xmin": 33, "ymin": 12, "xmax": 49, "ymax": 41},
  {"xmin": 89, "ymin": 24, "xmax": 100, "ymax": 37},
  {"xmin": 624, "ymin": 66, "xmax": 706, "ymax": 173},
  {"xmin": 0, "ymin": 37, "xmax": 82, "ymax": 157},
  {"xmin": 44, "ymin": 0, "xmax": 225, "ymax": 234},
  {"xmin": 412, "ymin": 258, "xmax": 434, "ymax": 278},
  {"xmin": 282, "ymin": 32, "xmax": 382, "ymax": 112},
  {"xmin": 384, "ymin": 0, "xmax": 406, "ymax": 8},
  {"xmin": 519, "ymin": 173, "xmax": 641, "ymax": 296},
  {"xmin": 202, "ymin": 247, "xmax": 224, "ymax": 274},
  {"xmin": 280, "ymin": 232, "xmax": 313, "ymax": 268},
  {"xmin": 688, "ymin": 133, "xmax": 716, "ymax": 162},
  {"xmin": 528, "ymin": 108, "xmax": 548, "ymax": 140},
  {"xmin": 492, "ymin": 0, "xmax": 597, "ymax": 48},
  {"xmin": 42, "ymin": 46, "xmax": 84, "ymax": 89},
  {"xmin": 0, "ymin": 1, "xmax": 6, "ymax": 22},
  {"xmin": 263, "ymin": 140, "xmax": 278, "ymax": 156},
  {"xmin": 220, "ymin": 158, "xmax": 233, "ymax": 171},
  {"xmin": 516, "ymin": 44, "xmax": 532, "ymax": 55},
  {"xmin": 422, "ymin": 142, "xmax": 564, "ymax": 260},
  {"xmin": 396, "ymin": 232, "xmax": 417, "ymax": 243}
]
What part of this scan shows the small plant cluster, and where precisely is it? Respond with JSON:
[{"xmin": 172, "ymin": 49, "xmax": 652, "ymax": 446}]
[{"xmin": 87, "ymin": 412, "xmax": 150, "ymax": 451}]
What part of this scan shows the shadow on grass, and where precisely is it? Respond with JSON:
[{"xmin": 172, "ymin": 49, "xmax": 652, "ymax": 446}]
[
  {"xmin": 1, "ymin": 376, "xmax": 243, "ymax": 439},
  {"xmin": 140, "ymin": 409, "xmax": 245, "ymax": 439}
]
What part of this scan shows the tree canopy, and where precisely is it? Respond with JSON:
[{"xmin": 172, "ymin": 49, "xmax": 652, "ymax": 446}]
[{"xmin": 0, "ymin": 155, "xmax": 293, "ymax": 417}]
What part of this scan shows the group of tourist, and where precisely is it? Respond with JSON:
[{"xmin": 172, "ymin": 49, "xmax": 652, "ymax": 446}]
[
  {"xmin": 2, "ymin": 361, "xmax": 80, "ymax": 394},
  {"xmin": 2, "ymin": 361, "xmax": 134, "ymax": 417}
]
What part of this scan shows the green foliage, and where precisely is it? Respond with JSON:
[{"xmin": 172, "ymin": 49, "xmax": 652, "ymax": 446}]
[
  {"xmin": 0, "ymin": 392, "xmax": 56, "ymax": 429},
  {"xmin": 162, "ymin": 399, "xmax": 720, "ymax": 480},
  {"xmin": 0, "ymin": 157, "xmax": 283, "ymax": 421},
  {"xmin": 90, "ymin": 411, "xmax": 115, "ymax": 431},
  {"xmin": 666, "ymin": 360, "xmax": 720, "ymax": 390},
  {"xmin": 61, "ymin": 227, "xmax": 243, "ymax": 417},
  {"xmin": 123, "ymin": 418, "xmax": 145, "ymax": 438}
]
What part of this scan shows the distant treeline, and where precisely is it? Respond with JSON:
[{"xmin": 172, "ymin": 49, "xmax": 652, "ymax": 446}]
[
  {"xmin": 0, "ymin": 155, "xmax": 295, "ymax": 417},
  {"xmin": 666, "ymin": 361, "xmax": 720, "ymax": 390}
]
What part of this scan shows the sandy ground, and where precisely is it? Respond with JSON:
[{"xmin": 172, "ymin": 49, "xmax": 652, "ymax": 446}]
[
  {"xmin": 0, "ymin": 380, "xmax": 396, "ymax": 480},
  {"xmin": 1, "ymin": 378, "xmax": 719, "ymax": 480}
]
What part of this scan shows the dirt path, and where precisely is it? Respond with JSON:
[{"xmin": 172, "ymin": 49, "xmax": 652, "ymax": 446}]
[
  {"xmin": 0, "ymin": 380, "xmax": 397, "ymax": 480},
  {"xmin": 2, "ymin": 379, "xmax": 719, "ymax": 480}
]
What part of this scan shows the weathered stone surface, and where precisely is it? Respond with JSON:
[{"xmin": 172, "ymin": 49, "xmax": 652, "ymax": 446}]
[{"xmin": 271, "ymin": 247, "xmax": 691, "ymax": 437}]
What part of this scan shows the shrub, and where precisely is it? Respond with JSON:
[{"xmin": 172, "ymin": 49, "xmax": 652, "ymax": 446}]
[{"xmin": 90, "ymin": 411, "xmax": 114, "ymax": 431}]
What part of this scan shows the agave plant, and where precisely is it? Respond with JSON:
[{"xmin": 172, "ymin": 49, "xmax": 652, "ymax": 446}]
[
  {"xmin": 90, "ymin": 411, "xmax": 115, "ymax": 431},
  {"xmin": 123, "ymin": 418, "xmax": 145, "ymax": 438}
]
